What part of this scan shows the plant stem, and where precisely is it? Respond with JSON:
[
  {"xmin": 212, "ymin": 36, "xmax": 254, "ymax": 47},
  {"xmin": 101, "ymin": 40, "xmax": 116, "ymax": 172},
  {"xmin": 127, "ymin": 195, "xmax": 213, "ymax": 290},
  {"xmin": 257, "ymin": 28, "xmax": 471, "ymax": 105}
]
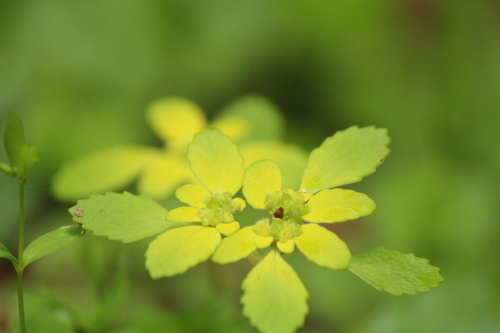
[{"xmin": 17, "ymin": 180, "xmax": 26, "ymax": 333}]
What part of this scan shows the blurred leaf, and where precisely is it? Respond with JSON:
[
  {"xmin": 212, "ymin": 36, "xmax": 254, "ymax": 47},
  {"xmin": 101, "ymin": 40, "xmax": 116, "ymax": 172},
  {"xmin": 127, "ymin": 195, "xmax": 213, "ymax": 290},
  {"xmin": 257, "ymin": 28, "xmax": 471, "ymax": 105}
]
[
  {"xmin": 214, "ymin": 95, "xmax": 285, "ymax": 144},
  {"xmin": 349, "ymin": 247, "xmax": 444, "ymax": 295},
  {"xmin": 300, "ymin": 126, "xmax": 390, "ymax": 192},
  {"xmin": 0, "ymin": 241, "xmax": 18, "ymax": 266},
  {"xmin": 23, "ymin": 224, "xmax": 84, "ymax": 267},
  {"xmin": 0, "ymin": 162, "xmax": 14, "ymax": 177},
  {"xmin": 187, "ymin": 128, "xmax": 244, "ymax": 195},
  {"xmin": 3, "ymin": 111, "xmax": 26, "ymax": 170},
  {"xmin": 17, "ymin": 144, "xmax": 39, "ymax": 180},
  {"xmin": 71, "ymin": 191, "xmax": 174, "ymax": 243},
  {"xmin": 242, "ymin": 249, "xmax": 309, "ymax": 333},
  {"xmin": 145, "ymin": 225, "xmax": 221, "ymax": 278},
  {"xmin": 52, "ymin": 145, "xmax": 159, "ymax": 201}
]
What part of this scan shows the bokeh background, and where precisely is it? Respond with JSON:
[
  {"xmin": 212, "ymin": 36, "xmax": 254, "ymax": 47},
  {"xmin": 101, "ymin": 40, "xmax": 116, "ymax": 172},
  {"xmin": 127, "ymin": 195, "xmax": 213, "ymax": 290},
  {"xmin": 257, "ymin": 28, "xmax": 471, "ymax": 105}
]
[{"xmin": 1, "ymin": 1, "xmax": 499, "ymax": 332}]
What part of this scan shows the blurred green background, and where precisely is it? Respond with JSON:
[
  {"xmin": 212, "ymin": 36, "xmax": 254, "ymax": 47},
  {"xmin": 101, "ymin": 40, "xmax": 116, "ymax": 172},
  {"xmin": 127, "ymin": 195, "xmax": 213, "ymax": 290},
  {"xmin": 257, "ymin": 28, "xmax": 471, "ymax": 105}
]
[{"xmin": 1, "ymin": 1, "xmax": 499, "ymax": 332}]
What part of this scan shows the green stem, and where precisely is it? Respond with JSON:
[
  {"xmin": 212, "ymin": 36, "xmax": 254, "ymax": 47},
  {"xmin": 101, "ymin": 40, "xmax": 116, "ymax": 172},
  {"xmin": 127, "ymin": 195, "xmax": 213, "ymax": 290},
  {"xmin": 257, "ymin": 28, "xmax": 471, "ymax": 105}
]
[{"xmin": 17, "ymin": 180, "xmax": 26, "ymax": 333}]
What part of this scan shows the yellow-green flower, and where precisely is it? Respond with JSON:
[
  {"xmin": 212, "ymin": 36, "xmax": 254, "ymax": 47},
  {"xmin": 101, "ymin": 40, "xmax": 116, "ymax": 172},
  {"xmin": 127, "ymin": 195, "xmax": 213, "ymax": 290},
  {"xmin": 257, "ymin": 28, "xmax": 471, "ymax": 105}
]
[{"xmin": 145, "ymin": 128, "xmax": 246, "ymax": 278}]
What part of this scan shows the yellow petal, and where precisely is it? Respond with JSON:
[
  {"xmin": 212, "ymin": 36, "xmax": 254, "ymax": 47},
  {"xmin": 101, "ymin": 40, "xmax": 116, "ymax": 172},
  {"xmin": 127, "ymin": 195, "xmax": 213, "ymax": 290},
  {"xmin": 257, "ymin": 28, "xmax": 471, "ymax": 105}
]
[
  {"xmin": 277, "ymin": 239, "xmax": 295, "ymax": 254},
  {"xmin": 167, "ymin": 207, "xmax": 201, "ymax": 222},
  {"xmin": 175, "ymin": 184, "xmax": 211, "ymax": 208},
  {"xmin": 147, "ymin": 98, "xmax": 206, "ymax": 151},
  {"xmin": 254, "ymin": 235, "xmax": 273, "ymax": 249},
  {"xmin": 211, "ymin": 116, "xmax": 250, "ymax": 142},
  {"xmin": 216, "ymin": 221, "xmax": 240, "ymax": 236},
  {"xmin": 303, "ymin": 189, "xmax": 376, "ymax": 223},
  {"xmin": 138, "ymin": 153, "xmax": 190, "ymax": 200},
  {"xmin": 212, "ymin": 226, "xmax": 258, "ymax": 264},
  {"xmin": 243, "ymin": 160, "xmax": 282, "ymax": 209},
  {"xmin": 294, "ymin": 224, "xmax": 351, "ymax": 270}
]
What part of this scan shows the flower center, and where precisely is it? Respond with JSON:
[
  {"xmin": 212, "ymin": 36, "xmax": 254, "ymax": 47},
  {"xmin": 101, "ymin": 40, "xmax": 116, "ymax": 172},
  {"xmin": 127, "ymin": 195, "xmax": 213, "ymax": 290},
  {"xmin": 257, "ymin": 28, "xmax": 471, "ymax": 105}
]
[
  {"xmin": 265, "ymin": 189, "xmax": 311, "ymax": 223},
  {"xmin": 197, "ymin": 192, "xmax": 244, "ymax": 227}
]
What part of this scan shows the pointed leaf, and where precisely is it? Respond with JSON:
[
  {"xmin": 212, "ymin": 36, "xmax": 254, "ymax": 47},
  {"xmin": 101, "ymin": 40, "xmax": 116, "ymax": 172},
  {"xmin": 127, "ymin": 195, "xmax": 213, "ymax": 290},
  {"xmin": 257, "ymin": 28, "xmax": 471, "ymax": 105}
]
[
  {"xmin": 349, "ymin": 247, "xmax": 444, "ymax": 295},
  {"xmin": 294, "ymin": 224, "xmax": 351, "ymax": 270},
  {"xmin": 301, "ymin": 126, "xmax": 390, "ymax": 192},
  {"xmin": 242, "ymin": 249, "xmax": 309, "ymax": 333},
  {"xmin": 145, "ymin": 225, "xmax": 221, "ymax": 278},
  {"xmin": 147, "ymin": 97, "xmax": 206, "ymax": 151},
  {"xmin": 23, "ymin": 225, "xmax": 84, "ymax": 267},
  {"xmin": 0, "ymin": 241, "xmax": 18, "ymax": 266},
  {"xmin": 3, "ymin": 111, "xmax": 26, "ymax": 169},
  {"xmin": 243, "ymin": 160, "xmax": 282, "ymax": 209},
  {"xmin": 188, "ymin": 128, "xmax": 244, "ymax": 194},
  {"xmin": 52, "ymin": 145, "xmax": 158, "ymax": 201},
  {"xmin": 212, "ymin": 226, "xmax": 257, "ymax": 264},
  {"xmin": 303, "ymin": 189, "xmax": 376, "ymax": 223},
  {"xmin": 71, "ymin": 192, "xmax": 174, "ymax": 243}
]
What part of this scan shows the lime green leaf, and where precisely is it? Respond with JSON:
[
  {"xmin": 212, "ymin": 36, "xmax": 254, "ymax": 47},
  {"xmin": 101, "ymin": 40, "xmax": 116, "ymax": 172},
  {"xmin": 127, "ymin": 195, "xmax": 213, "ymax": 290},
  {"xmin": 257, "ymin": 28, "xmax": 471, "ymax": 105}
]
[
  {"xmin": 71, "ymin": 192, "xmax": 174, "ymax": 243},
  {"xmin": 303, "ymin": 189, "xmax": 376, "ymax": 223},
  {"xmin": 175, "ymin": 184, "xmax": 211, "ymax": 207},
  {"xmin": 146, "ymin": 97, "xmax": 206, "ymax": 151},
  {"xmin": 294, "ymin": 224, "xmax": 351, "ymax": 270},
  {"xmin": 212, "ymin": 226, "xmax": 257, "ymax": 264},
  {"xmin": 23, "ymin": 225, "xmax": 84, "ymax": 267},
  {"xmin": 214, "ymin": 95, "xmax": 284, "ymax": 143},
  {"xmin": 145, "ymin": 226, "xmax": 221, "ymax": 278},
  {"xmin": 17, "ymin": 145, "xmax": 39, "ymax": 180},
  {"xmin": 243, "ymin": 160, "xmax": 282, "ymax": 209},
  {"xmin": 0, "ymin": 241, "xmax": 18, "ymax": 266},
  {"xmin": 349, "ymin": 247, "xmax": 444, "ymax": 295},
  {"xmin": 3, "ymin": 111, "xmax": 26, "ymax": 169},
  {"xmin": 301, "ymin": 126, "xmax": 390, "ymax": 192},
  {"xmin": 137, "ymin": 153, "xmax": 190, "ymax": 200},
  {"xmin": 0, "ymin": 162, "xmax": 15, "ymax": 177},
  {"xmin": 242, "ymin": 249, "xmax": 309, "ymax": 333},
  {"xmin": 52, "ymin": 145, "xmax": 158, "ymax": 201},
  {"xmin": 187, "ymin": 128, "xmax": 244, "ymax": 194}
]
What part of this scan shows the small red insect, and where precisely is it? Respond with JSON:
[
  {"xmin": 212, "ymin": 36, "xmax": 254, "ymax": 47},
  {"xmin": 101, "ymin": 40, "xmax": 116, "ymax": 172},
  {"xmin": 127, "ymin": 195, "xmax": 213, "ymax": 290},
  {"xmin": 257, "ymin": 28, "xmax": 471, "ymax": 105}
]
[
  {"xmin": 273, "ymin": 207, "xmax": 284, "ymax": 219},
  {"xmin": 75, "ymin": 206, "xmax": 84, "ymax": 217}
]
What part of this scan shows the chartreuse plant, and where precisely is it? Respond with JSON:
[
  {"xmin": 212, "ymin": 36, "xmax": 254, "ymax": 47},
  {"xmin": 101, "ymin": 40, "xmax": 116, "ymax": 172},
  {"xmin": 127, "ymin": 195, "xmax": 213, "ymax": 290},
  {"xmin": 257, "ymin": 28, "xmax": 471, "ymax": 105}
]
[
  {"xmin": 53, "ymin": 95, "xmax": 307, "ymax": 201},
  {"xmin": 70, "ymin": 126, "xmax": 443, "ymax": 333},
  {"xmin": 1, "ymin": 112, "xmax": 84, "ymax": 333}
]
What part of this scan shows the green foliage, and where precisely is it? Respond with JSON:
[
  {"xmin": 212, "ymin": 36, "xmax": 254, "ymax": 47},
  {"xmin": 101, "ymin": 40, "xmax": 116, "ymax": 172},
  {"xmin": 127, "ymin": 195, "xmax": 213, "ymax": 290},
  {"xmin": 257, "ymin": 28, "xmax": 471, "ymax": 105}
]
[
  {"xmin": 70, "ymin": 191, "xmax": 175, "ymax": 243},
  {"xmin": 0, "ymin": 241, "xmax": 18, "ymax": 266},
  {"xmin": 23, "ymin": 225, "xmax": 84, "ymax": 267},
  {"xmin": 349, "ymin": 247, "xmax": 444, "ymax": 295}
]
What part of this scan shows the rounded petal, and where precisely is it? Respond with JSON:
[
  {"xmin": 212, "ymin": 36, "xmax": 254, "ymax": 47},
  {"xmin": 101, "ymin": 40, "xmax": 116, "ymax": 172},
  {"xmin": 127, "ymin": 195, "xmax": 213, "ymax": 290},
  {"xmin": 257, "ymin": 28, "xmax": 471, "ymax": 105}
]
[
  {"xmin": 188, "ymin": 128, "xmax": 244, "ymax": 194},
  {"xmin": 146, "ymin": 98, "xmax": 207, "ymax": 151},
  {"xmin": 212, "ymin": 226, "xmax": 257, "ymax": 264},
  {"xmin": 254, "ymin": 235, "xmax": 273, "ymax": 249},
  {"xmin": 294, "ymin": 224, "xmax": 351, "ymax": 270},
  {"xmin": 277, "ymin": 239, "xmax": 295, "ymax": 254},
  {"xmin": 167, "ymin": 207, "xmax": 201, "ymax": 222},
  {"xmin": 216, "ymin": 221, "xmax": 240, "ymax": 236},
  {"xmin": 146, "ymin": 226, "xmax": 221, "ymax": 278},
  {"xmin": 210, "ymin": 116, "xmax": 250, "ymax": 142},
  {"xmin": 175, "ymin": 184, "xmax": 211, "ymax": 208},
  {"xmin": 294, "ymin": 224, "xmax": 351, "ymax": 269},
  {"xmin": 243, "ymin": 160, "xmax": 282, "ymax": 209},
  {"xmin": 303, "ymin": 189, "xmax": 376, "ymax": 223},
  {"xmin": 138, "ymin": 153, "xmax": 190, "ymax": 200}
]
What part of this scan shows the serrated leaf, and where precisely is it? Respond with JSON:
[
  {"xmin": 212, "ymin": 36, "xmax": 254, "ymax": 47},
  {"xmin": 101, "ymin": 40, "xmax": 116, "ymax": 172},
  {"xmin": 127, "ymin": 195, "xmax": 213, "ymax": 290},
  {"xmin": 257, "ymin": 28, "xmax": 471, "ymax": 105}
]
[
  {"xmin": 145, "ymin": 225, "xmax": 221, "ymax": 278},
  {"xmin": 23, "ymin": 225, "xmax": 84, "ymax": 267},
  {"xmin": 212, "ymin": 226, "xmax": 257, "ymax": 264},
  {"xmin": 242, "ymin": 249, "xmax": 309, "ymax": 333},
  {"xmin": 71, "ymin": 192, "xmax": 174, "ymax": 243},
  {"xmin": 349, "ymin": 247, "xmax": 444, "ymax": 295},
  {"xmin": 187, "ymin": 128, "xmax": 244, "ymax": 195},
  {"xmin": 52, "ymin": 145, "xmax": 158, "ymax": 201},
  {"xmin": 300, "ymin": 126, "xmax": 390, "ymax": 192},
  {"xmin": 0, "ymin": 241, "xmax": 18, "ymax": 266},
  {"xmin": 3, "ymin": 111, "xmax": 26, "ymax": 169}
]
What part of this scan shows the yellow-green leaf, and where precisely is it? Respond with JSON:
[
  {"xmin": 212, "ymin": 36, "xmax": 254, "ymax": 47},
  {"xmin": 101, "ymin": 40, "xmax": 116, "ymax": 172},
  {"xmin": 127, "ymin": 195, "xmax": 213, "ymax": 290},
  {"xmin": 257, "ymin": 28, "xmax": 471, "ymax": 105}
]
[
  {"xmin": 174, "ymin": 184, "xmax": 211, "ymax": 207},
  {"xmin": 303, "ymin": 189, "xmax": 376, "ymax": 223},
  {"xmin": 301, "ymin": 126, "xmax": 390, "ymax": 192},
  {"xmin": 71, "ymin": 192, "xmax": 174, "ymax": 243},
  {"xmin": 187, "ymin": 128, "xmax": 244, "ymax": 194},
  {"xmin": 3, "ymin": 111, "xmax": 26, "ymax": 170},
  {"xmin": 52, "ymin": 145, "xmax": 158, "ymax": 201},
  {"xmin": 23, "ymin": 225, "xmax": 84, "ymax": 267},
  {"xmin": 146, "ymin": 97, "xmax": 206, "ymax": 151},
  {"xmin": 145, "ymin": 226, "xmax": 221, "ymax": 278},
  {"xmin": 243, "ymin": 160, "xmax": 281, "ymax": 209},
  {"xmin": 212, "ymin": 226, "xmax": 257, "ymax": 264},
  {"xmin": 349, "ymin": 247, "xmax": 444, "ymax": 295},
  {"xmin": 294, "ymin": 224, "xmax": 351, "ymax": 270},
  {"xmin": 242, "ymin": 249, "xmax": 308, "ymax": 333}
]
